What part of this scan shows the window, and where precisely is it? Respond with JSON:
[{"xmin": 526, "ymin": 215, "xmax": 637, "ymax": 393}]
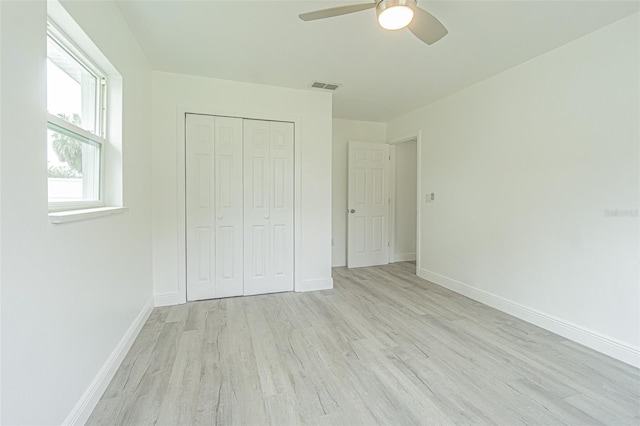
[{"xmin": 47, "ymin": 23, "xmax": 106, "ymax": 210}]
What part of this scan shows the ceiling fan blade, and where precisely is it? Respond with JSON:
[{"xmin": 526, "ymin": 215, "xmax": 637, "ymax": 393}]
[
  {"xmin": 408, "ymin": 7, "xmax": 448, "ymax": 45},
  {"xmin": 299, "ymin": 3, "xmax": 376, "ymax": 21}
]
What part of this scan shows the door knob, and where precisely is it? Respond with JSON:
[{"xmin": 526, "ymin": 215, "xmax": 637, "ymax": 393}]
[{"xmin": 350, "ymin": 209, "xmax": 356, "ymax": 213}]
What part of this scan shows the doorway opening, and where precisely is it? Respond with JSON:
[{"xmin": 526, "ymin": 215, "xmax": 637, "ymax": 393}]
[{"xmin": 390, "ymin": 134, "xmax": 419, "ymax": 275}]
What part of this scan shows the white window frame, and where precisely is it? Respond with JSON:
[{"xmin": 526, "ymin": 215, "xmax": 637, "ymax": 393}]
[{"xmin": 46, "ymin": 22, "xmax": 108, "ymax": 212}]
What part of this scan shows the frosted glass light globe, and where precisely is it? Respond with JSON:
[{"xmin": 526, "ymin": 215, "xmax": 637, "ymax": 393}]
[{"xmin": 378, "ymin": 5, "xmax": 414, "ymax": 30}]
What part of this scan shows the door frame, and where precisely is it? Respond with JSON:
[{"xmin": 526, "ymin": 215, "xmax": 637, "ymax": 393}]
[
  {"xmin": 176, "ymin": 108, "xmax": 302, "ymax": 304},
  {"xmin": 388, "ymin": 130, "xmax": 422, "ymax": 270}
]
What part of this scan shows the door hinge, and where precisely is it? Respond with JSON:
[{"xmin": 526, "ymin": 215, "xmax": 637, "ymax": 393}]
[{"xmin": 388, "ymin": 242, "xmax": 390, "ymax": 247}]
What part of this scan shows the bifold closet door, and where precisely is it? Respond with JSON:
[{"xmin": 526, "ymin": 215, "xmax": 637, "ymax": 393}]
[
  {"xmin": 243, "ymin": 119, "xmax": 294, "ymax": 295},
  {"xmin": 186, "ymin": 114, "xmax": 243, "ymax": 301}
]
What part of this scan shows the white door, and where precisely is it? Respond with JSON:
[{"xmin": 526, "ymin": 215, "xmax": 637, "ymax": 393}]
[
  {"xmin": 347, "ymin": 141, "xmax": 390, "ymax": 268},
  {"xmin": 186, "ymin": 114, "xmax": 243, "ymax": 301},
  {"xmin": 243, "ymin": 119, "xmax": 294, "ymax": 295},
  {"xmin": 213, "ymin": 116, "xmax": 244, "ymax": 298},
  {"xmin": 186, "ymin": 114, "xmax": 216, "ymax": 301}
]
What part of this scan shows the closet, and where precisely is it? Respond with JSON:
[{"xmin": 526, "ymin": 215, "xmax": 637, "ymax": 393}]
[{"xmin": 185, "ymin": 114, "xmax": 294, "ymax": 301}]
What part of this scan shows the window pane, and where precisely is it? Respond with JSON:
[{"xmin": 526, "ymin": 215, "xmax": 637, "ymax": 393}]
[
  {"xmin": 47, "ymin": 35, "xmax": 98, "ymax": 134},
  {"xmin": 47, "ymin": 126, "xmax": 101, "ymax": 203}
]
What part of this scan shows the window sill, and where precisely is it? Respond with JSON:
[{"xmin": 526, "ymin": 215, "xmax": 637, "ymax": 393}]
[{"xmin": 49, "ymin": 206, "xmax": 128, "ymax": 224}]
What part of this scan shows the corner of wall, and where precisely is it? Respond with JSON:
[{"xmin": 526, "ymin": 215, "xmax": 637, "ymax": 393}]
[
  {"xmin": 154, "ymin": 292, "xmax": 182, "ymax": 307},
  {"xmin": 62, "ymin": 297, "xmax": 154, "ymax": 425}
]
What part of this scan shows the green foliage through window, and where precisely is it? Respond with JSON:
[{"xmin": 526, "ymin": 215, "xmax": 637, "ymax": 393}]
[{"xmin": 47, "ymin": 113, "xmax": 83, "ymax": 178}]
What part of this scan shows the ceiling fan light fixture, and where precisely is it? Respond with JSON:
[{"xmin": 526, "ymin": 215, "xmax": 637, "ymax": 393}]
[{"xmin": 376, "ymin": 0, "xmax": 415, "ymax": 30}]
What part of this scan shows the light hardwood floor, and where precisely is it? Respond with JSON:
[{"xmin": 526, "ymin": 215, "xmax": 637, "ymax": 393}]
[{"xmin": 88, "ymin": 262, "xmax": 640, "ymax": 425}]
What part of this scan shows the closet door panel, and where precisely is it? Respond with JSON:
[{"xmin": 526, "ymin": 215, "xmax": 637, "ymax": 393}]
[
  {"xmin": 185, "ymin": 114, "xmax": 216, "ymax": 301},
  {"xmin": 244, "ymin": 119, "xmax": 271, "ymax": 295},
  {"xmin": 268, "ymin": 122, "xmax": 294, "ymax": 291},
  {"xmin": 244, "ymin": 120, "xmax": 294, "ymax": 295},
  {"xmin": 214, "ymin": 116, "xmax": 244, "ymax": 298},
  {"xmin": 188, "ymin": 115, "xmax": 294, "ymax": 301}
]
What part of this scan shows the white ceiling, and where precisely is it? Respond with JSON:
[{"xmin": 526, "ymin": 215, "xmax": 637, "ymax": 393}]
[{"xmin": 115, "ymin": 1, "xmax": 639, "ymax": 122}]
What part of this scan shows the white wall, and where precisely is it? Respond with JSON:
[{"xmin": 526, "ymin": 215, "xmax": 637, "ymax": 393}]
[
  {"xmin": 151, "ymin": 71, "xmax": 333, "ymax": 303},
  {"xmin": 332, "ymin": 118, "xmax": 387, "ymax": 266},
  {"xmin": 0, "ymin": 1, "xmax": 3, "ymax": 420},
  {"xmin": 0, "ymin": 1, "xmax": 153, "ymax": 424},
  {"xmin": 388, "ymin": 14, "xmax": 639, "ymax": 366},
  {"xmin": 393, "ymin": 140, "xmax": 417, "ymax": 261}
]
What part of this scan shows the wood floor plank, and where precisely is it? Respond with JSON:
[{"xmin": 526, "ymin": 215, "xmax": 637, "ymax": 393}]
[
  {"xmin": 116, "ymin": 322, "xmax": 182, "ymax": 425},
  {"xmin": 506, "ymin": 378, "xmax": 600, "ymax": 425},
  {"xmin": 88, "ymin": 262, "xmax": 640, "ymax": 425},
  {"xmin": 155, "ymin": 329, "xmax": 204, "ymax": 425}
]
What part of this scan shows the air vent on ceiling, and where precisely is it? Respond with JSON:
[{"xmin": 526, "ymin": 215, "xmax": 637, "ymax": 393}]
[{"xmin": 310, "ymin": 81, "xmax": 341, "ymax": 91}]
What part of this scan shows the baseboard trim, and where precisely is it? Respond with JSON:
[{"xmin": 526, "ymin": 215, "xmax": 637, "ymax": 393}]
[
  {"xmin": 63, "ymin": 297, "xmax": 154, "ymax": 425},
  {"xmin": 296, "ymin": 277, "xmax": 334, "ymax": 292},
  {"xmin": 417, "ymin": 267, "xmax": 640, "ymax": 368},
  {"xmin": 393, "ymin": 252, "xmax": 416, "ymax": 262},
  {"xmin": 154, "ymin": 291, "xmax": 181, "ymax": 307}
]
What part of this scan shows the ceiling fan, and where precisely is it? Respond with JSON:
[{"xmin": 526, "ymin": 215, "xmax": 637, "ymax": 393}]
[{"xmin": 299, "ymin": 0, "xmax": 448, "ymax": 45}]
